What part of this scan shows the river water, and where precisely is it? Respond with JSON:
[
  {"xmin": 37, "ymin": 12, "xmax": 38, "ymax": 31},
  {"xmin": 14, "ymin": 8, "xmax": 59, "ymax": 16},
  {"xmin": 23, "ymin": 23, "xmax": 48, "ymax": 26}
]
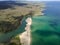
[{"xmin": 31, "ymin": 1, "xmax": 60, "ymax": 45}]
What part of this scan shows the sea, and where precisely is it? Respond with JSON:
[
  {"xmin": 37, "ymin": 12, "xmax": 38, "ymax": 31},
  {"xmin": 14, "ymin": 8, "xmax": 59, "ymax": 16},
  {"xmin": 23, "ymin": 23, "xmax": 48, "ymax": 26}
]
[{"xmin": 31, "ymin": 1, "xmax": 60, "ymax": 45}]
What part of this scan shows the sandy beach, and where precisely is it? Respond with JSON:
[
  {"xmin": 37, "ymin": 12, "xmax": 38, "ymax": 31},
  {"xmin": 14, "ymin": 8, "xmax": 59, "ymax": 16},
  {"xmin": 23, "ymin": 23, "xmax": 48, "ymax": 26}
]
[{"xmin": 19, "ymin": 17, "xmax": 32, "ymax": 45}]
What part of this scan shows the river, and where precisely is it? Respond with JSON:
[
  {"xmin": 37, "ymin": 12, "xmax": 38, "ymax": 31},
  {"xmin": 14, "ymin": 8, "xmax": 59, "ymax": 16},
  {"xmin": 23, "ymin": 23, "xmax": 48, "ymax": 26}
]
[{"xmin": 0, "ymin": 17, "xmax": 27, "ymax": 43}]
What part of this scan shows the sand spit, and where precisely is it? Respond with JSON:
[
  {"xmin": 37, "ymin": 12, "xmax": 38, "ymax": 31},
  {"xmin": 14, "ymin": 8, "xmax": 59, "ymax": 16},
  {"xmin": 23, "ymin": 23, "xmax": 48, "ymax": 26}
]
[{"xmin": 19, "ymin": 17, "xmax": 32, "ymax": 45}]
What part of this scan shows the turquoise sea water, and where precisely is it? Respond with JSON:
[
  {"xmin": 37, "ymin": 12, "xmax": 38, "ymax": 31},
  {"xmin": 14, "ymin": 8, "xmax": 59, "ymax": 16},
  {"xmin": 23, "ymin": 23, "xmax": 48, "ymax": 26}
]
[{"xmin": 31, "ymin": 1, "xmax": 60, "ymax": 45}]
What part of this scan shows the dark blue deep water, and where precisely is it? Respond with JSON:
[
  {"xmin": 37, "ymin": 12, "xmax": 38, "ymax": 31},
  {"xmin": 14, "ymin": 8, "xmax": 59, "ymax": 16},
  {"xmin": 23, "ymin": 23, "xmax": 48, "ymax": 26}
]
[{"xmin": 31, "ymin": 1, "xmax": 60, "ymax": 45}]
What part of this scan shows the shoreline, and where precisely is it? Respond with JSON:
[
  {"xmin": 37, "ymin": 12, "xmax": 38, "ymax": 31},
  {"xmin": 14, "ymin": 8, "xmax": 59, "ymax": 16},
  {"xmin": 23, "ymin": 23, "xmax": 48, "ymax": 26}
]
[{"xmin": 19, "ymin": 17, "xmax": 32, "ymax": 45}]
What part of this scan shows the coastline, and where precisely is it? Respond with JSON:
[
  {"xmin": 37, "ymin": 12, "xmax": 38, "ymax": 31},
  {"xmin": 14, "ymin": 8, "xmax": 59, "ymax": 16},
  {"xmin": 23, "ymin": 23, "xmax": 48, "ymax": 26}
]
[
  {"xmin": 19, "ymin": 17, "xmax": 32, "ymax": 45},
  {"xmin": 18, "ymin": 3, "xmax": 45, "ymax": 45},
  {"xmin": 0, "ymin": 2, "xmax": 45, "ymax": 45}
]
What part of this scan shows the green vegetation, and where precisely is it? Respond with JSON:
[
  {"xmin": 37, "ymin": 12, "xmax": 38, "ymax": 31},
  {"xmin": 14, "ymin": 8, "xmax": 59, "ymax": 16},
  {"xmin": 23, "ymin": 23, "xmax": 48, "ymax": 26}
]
[{"xmin": 9, "ymin": 35, "xmax": 21, "ymax": 45}]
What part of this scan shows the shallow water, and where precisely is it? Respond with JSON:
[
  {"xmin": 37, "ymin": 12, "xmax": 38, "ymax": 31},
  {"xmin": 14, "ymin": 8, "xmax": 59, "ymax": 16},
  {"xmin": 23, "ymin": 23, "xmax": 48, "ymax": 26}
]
[{"xmin": 31, "ymin": 1, "xmax": 60, "ymax": 45}]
